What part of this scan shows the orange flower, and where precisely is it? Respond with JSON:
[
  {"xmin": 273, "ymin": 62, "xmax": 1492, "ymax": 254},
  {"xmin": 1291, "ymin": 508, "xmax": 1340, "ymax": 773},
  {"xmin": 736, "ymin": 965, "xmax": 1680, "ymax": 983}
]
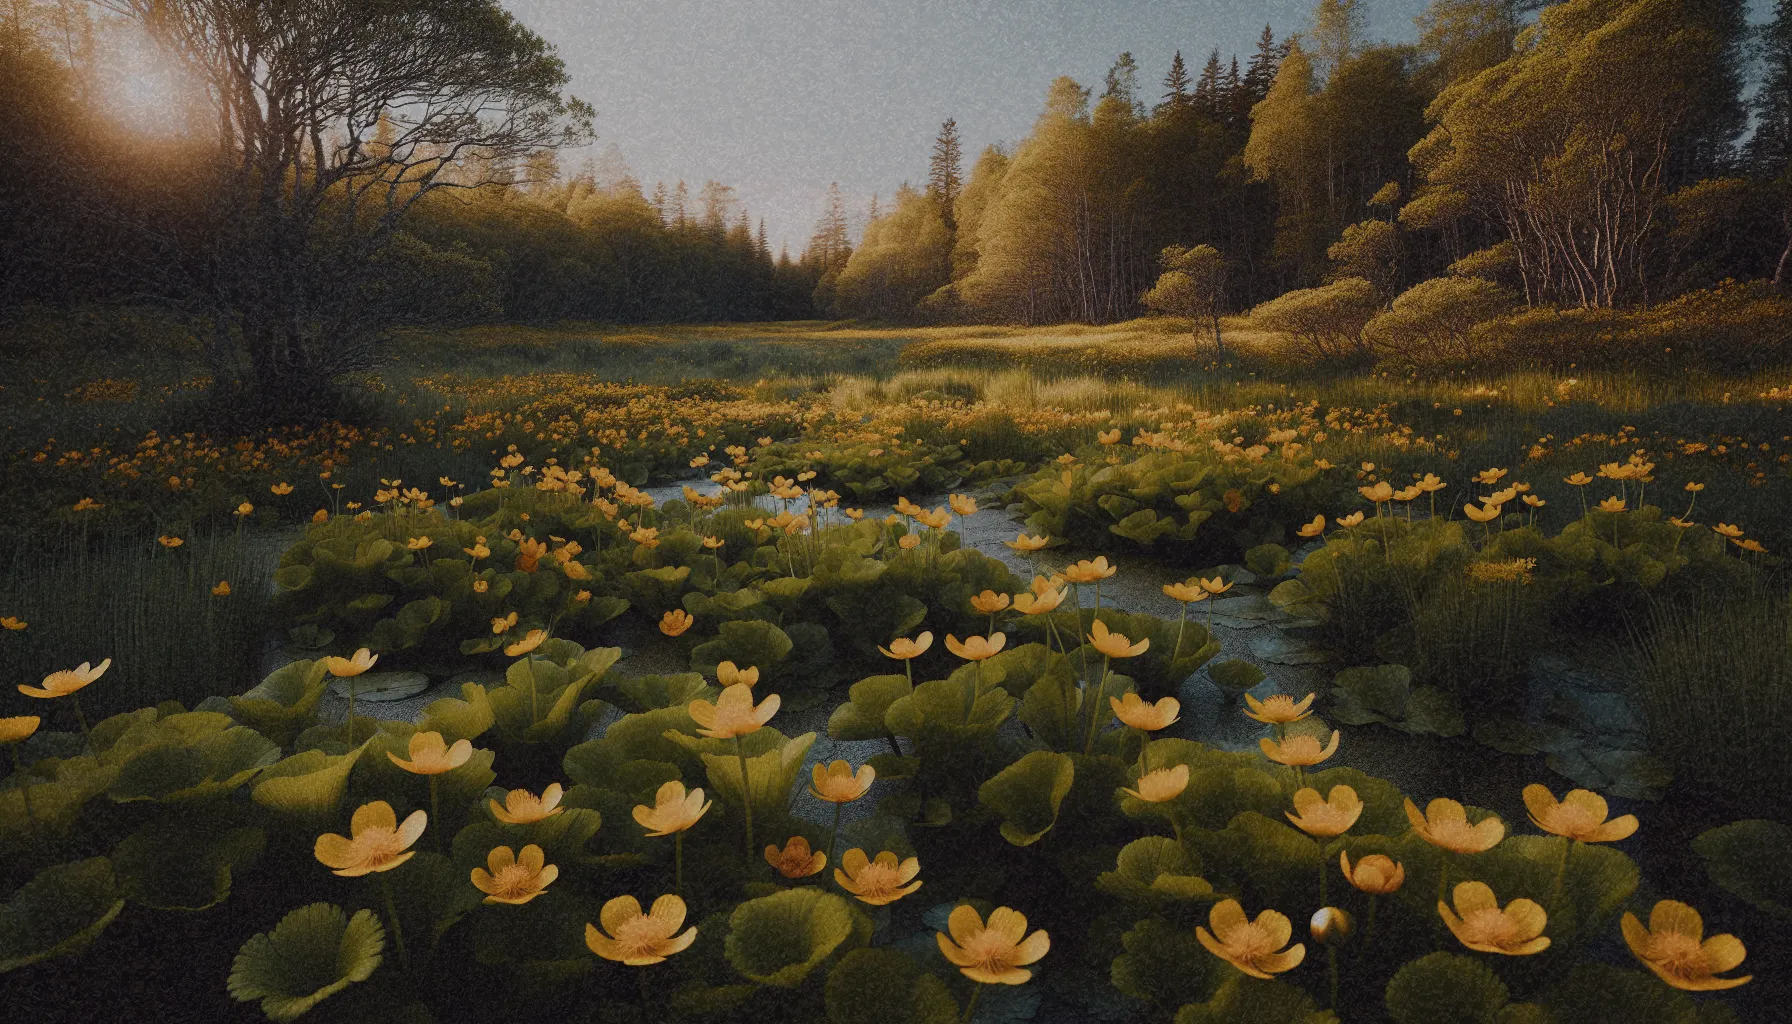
[
  {"xmin": 323, "ymin": 647, "xmax": 378, "ymax": 678},
  {"xmin": 945, "ymin": 632, "xmax": 1006, "ymax": 661},
  {"xmin": 898, "ymin": 533, "xmax": 920, "ymax": 550},
  {"xmin": 1087, "ymin": 619, "xmax": 1148, "ymax": 658},
  {"xmin": 0, "ymin": 716, "xmax": 41, "ymax": 744},
  {"xmin": 949, "ymin": 494, "xmax": 979, "ymax": 516},
  {"xmin": 764, "ymin": 836, "xmax": 827, "ymax": 878},
  {"xmin": 314, "ymin": 800, "xmax": 426, "ymax": 877},
  {"xmin": 1621, "ymin": 901, "xmax": 1751, "ymax": 991},
  {"xmin": 1062, "ymin": 557, "xmax": 1117, "ymax": 583},
  {"xmin": 212, "ymin": 580, "xmax": 232, "ymax": 596},
  {"xmin": 1097, "ymin": 428, "xmax": 1121, "ymax": 444},
  {"xmin": 1359, "ymin": 481, "xmax": 1394, "ymax": 503},
  {"xmin": 490, "ymin": 783, "xmax": 565, "ymax": 824},
  {"xmin": 1405, "ymin": 797, "xmax": 1504, "ymax": 854},
  {"xmin": 688, "ymin": 684, "xmax": 778, "ymax": 739},
  {"xmin": 0, "ymin": 616, "xmax": 25, "ymax": 631},
  {"xmin": 810, "ymin": 760, "xmax": 875, "ymax": 803},
  {"xmin": 504, "ymin": 628, "xmax": 547, "ymax": 657},
  {"xmin": 1713, "ymin": 523, "xmax": 1744, "ymax": 539},
  {"xmin": 971, "ymin": 591, "xmax": 1012, "ymax": 615},
  {"xmin": 1122, "ymin": 764, "xmax": 1190, "ymax": 803},
  {"xmin": 834, "ymin": 848, "xmax": 922, "ymax": 906},
  {"xmin": 1285, "ymin": 785, "xmax": 1362, "ymax": 838},
  {"xmin": 1464, "ymin": 503, "xmax": 1502, "ymax": 523},
  {"xmin": 1563, "ymin": 472, "xmax": 1593, "ymax": 486},
  {"xmin": 716, "ymin": 661, "xmax": 759, "ymax": 688},
  {"xmin": 1597, "ymin": 496, "xmax": 1627, "ymax": 513},
  {"xmin": 406, "ymin": 536, "xmax": 433, "ymax": 551},
  {"xmin": 1522, "ymin": 784, "xmax": 1637, "ymax": 843},
  {"xmin": 1196, "ymin": 899, "xmax": 1306, "ymax": 979},
  {"xmin": 936, "ymin": 905, "xmax": 1051, "ymax": 985},
  {"xmin": 1162, "ymin": 580, "xmax": 1207, "ymax": 603},
  {"xmin": 1004, "ymin": 533, "xmax": 1050, "ymax": 552},
  {"xmin": 388, "ymin": 731, "xmax": 473, "ymax": 775},
  {"xmin": 1339, "ymin": 851, "xmax": 1405, "ymax": 895},
  {"xmin": 1337, "ymin": 511, "xmax": 1365, "ymax": 528},
  {"xmin": 878, "ymin": 632, "xmax": 933, "ymax": 660},
  {"xmin": 1438, "ymin": 881, "xmax": 1550, "ymax": 955},
  {"xmin": 632, "ymin": 780, "xmax": 711, "ymax": 836},
  {"xmin": 660, "ymin": 609, "xmax": 694, "ymax": 637},
  {"xmin": 1296, "ymin": 515, "xmax": 1326, "ymax": 538},
  {"xmin": 1243, "ymin": 692, "xmax": 1314, "ymax": 725},
  {"xmin": 1259, "ymin": 730, "xmax": 1339, "ymax": 767},
  {"xmin": 1199, "ymin": 576, "xmax": 1232, "ymax": 595},
  {"xmin": 515, "ymin": 537, "xmax": 547, "ymax": 571},
  {"xmin": 20, "ymin": 659, "xmax": 111, "ymax": 699},
  {"xmin": 585, "ymin": 895, "xmax": 696, "ymax": 965},
  {"xmin": 1012, "ymin": 587, "xmax": 1066, "ymax": 615},
  {"xmin": 1110, "ymin": 693, "xmax": 1179, "ymax": 731},
  {"xmin": 491, "ymin": 611, "xmax": 519, "ymax": 634},
  {"xmin": 157, "ymin": 535, "xmax": 184, "ymax": 548},
  {"xmin": 470, "ymin": 844, "xmax": 557, "ymax": 904}
]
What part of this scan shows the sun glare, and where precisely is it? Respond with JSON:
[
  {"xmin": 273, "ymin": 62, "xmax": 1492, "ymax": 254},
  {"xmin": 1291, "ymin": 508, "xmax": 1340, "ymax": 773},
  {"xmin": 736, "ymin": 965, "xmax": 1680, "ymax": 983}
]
[{"xmin": 90, "ymin": 17, "xmax": 205, "ymax": 138}]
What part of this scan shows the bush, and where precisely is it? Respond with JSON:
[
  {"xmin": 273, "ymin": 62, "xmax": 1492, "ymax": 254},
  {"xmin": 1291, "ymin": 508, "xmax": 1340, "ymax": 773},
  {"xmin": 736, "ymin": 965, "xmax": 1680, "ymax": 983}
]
[
  {"xmin": 1364, "ymin": 276, "xmax": 1520, "ymax": 363},
  {"xmin": 1249, "ymin": 277, "xmax": 1382, "ymax": 361}
]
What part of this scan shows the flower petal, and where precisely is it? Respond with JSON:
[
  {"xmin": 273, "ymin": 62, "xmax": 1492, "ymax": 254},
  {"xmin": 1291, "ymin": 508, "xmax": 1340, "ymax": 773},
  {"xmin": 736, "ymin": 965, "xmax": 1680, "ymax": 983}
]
[{"xmin": 601, "ymin": 895, "xmax": 642, "ymax": 935}]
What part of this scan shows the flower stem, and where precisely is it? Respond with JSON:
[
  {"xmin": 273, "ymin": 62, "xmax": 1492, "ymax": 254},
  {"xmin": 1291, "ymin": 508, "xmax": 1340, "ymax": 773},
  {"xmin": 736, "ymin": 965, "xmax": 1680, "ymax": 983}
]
[
  {"xmin": 70, "ymin": 694, "xmax": 92, "ymax": 752},
  {"xmin": 380, "ymin": 873, "xmax": 409, "ymax": 970},
  {"xmin": 346, "ymin": 678, "xmax": 357, "ymax": 747},
  {"xmin": 734, "ymin": 736, "xmax": 755, "ymax": 870},
  {"xmin": 675, "ymin": 831, "xmax": 684, "ymax": 895},
  {"xmin": 9, "ymin": 745, "xmax": 33, "ymax": 824},
  {"xmin": 429, "ymin": 776, "xmax": 440, "ymax": 848},
  {"xmin": 1549, "ymin": 837, "xmax": 1571, "ymax": 912},
  {"xmin": 829, "ymin": 802, "xmax": 843, "ymax": 873},
  {"xmin": 962, "ymin": 983, "xmax": 984, "ymax": 1024},
  {"xmin": 1083, "ymin": 656, "xmax": 1111, "ymax": 755},
  {"xmin": 1327, "ymin": 945, "xmax": 1340, "ymax": 1012},
  {"xmin": 1365, "ymin": 895, "xmax": 1378, "ymax": 944}
]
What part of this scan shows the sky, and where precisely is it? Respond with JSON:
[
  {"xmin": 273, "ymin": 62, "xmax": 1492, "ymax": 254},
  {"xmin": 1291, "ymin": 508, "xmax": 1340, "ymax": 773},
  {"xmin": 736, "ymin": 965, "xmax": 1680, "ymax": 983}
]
[{"xmin": 503, "ymin": 0, "xmax": 1436, "ymax": 256}]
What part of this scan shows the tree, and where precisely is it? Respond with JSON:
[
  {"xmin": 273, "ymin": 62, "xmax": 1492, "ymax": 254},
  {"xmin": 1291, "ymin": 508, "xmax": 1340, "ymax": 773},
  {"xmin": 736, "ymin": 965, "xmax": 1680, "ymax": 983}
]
[
  {"xmin": 928, "ymin": 118, "xmax": 963, "ymax": 226},
  {"xmin": 105, "ymin": 0, "xmax": 591, "ymax": 404},
  {"xmin": 1194, "ymin": 49, "xmax": 1224, "ymax": 116},
  {"xmin": 1311, "ymin": 0, "xmax": 1366, "ymax": 81},
  {"xmin": 1161, "ymin": 50, "xmax": 1191, "ymax": 109},
  {"xmin": 1416, "ymin": 0, "xmax": 1522, "ymax": 90},
  {"xmin": 1329, "ymin": 219, "xmax": 1401, "ymax": 299},
  {"xmin": 833, "ymin": 184, "xmax": 952, "ymax": 320},
  {"xmin": 1242, "ymin": 25, "xmax": 1283, "ymax": 105},
  {"xmin": 1249, "ymin": 277, "xmax": 1382, "ymax": 359},
  {"xmin": 1752, "ymin": 0, "xmax": 1792, "ymax": 288},
  {"xmin": 1141, "ymin": 244, "xmax": 1228, "ymax": 358},
  {"xmin": 1363, "ymin": 275, "xmax": 1518, "ymax": 360},
  {"xmin": 804, "ymin": 182, "xmax": 853, "ymax": 312},
  {"xmin": 1104, "ymin": 52, "xmax": 1143, "ymax": 118}
]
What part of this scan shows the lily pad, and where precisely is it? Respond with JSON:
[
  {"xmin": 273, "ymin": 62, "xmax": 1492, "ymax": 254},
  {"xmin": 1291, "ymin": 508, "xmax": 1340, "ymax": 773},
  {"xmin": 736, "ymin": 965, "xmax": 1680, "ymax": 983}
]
[
  {"xmin": 0, "ymin": 857, "xmax": 125, "ymax": 973},
  {"xmin": 1248, "ymin": 632, "xmax": 1328, "ymax": 665},
  {"xmin": 114, "ymin": 821, "xmax": 265, "ymax": 911},
  {"xmin": 228, "ymin": 903, "xmax": 384, "ymax": 1022},
  {"xmin": 1693, "ymin": 820, "xmax": 1792, "ymax": 918},
  {"xmin": 1546, "ymin": 747, "xmax": 1672, "ymax": 800},
  {"xmin": 331, "ymin": 671, "xmax": 430, "ymax": 702}
]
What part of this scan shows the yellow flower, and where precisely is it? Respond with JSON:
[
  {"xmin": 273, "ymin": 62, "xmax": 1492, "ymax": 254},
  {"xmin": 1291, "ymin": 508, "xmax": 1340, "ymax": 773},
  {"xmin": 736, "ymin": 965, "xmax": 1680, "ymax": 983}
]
[
  {"xmin": 1243, "ymin": 692, "xmax": 1315, "ymax": 725},
  {"xmin": 235, "ymin": 502, "xmax": 254, "ymax": 517},
  {"xmin": 585, "ymin": 895, "xmax": 697, "ymax": 965},
  {"xmin": 1522, "ymin": 784, "xmax": 1637, "ymax": 843},
  {"xmin": 464, "ymin": 542, "xmax": 491, "ymax": 559},
  {"xmin": 490, "ymin": 783, "xmax": 565, "ymax": 824},
  {"xmin": 157, "ymin": 535, "xmax": 184, "ymax": 548},
  {"xmin": 1621, "ymin": 901, "xmax": 1751, "ymax": 991},
  {"xmin": 270, "ymin": 482, "xmax": 293, "ymax": 495},
  {"xmin": 388, "ymin": 731, "xmax": 474, "ymax": 775},
  {"xmin": 406, "ymin": 536, "xmax": 433, "ymax": 551},
  {"xmin": 1417, "ymin": 473, "xmax": 1447, "ymax": 492},
  {"xmin": 1087, "ymin": 619, "xmax": 1148, "ymax": 658},
  {"xmin": 936, "ymin": 905, "xmax": 1051, "ymax": 985},
  {"xmin": 1684, "ymin": 482, "xmax": 1705, "ymax": 493},
  {"xmin": 716, "ymin": 661, "xmax": 759, "ymax": 688},
  {"xmin": 1111, "ymin": 693, "xmax": 1179, "ymax": 731},
  {"xmin": 1122, "ymin": 764, "xmax": 1189, "ymax": 802},
  {"xmin": 504, "ymin": 629, "xmax": 547, "ymax": 657},
  {"xmin": 1438, "ymin": 881, "xmax": 1550, "ymax": 955},
  {"xmin": 660, "ymin": 609, "xmax": 694, "ymax": 637},
  {"xmin": 324, "ymin": 648, "xmax": 378, "ymax": 677},
  {"xmin": 702, "ymin": 536, "xmax": 725, "ymax": 549},
  {"xmin": 1474, "ymin": 468, "xmax": 1508, "ymax": 485},
  {"xmin": 1285, "ymin": 785, "xmax": 1363, "ymax": 838},
  {"xmin": 1339, "ymin": 851, "xmax": 1405, "ymax": 895},
  {"xmin": 1062, "ymin": 557, "xmax": 1117, "ymax": 583},
  {"xmin": 1736, "ymin": 538, "xmax": 1767, "ymax": 553},
  {"xmin": 1564, "ymin": 472, "xmax": 1593, "ymax": 486},
  {"xmin": 765, "ymin": 836, "xmax": 827, "ymax": 878},
  {"xmin": 1296, "ymin": 515, "xmax": 1326, "ymax": 538},
  {"xmin": 473, "ymin": 580, "xmax": 490, "ymax": 593},
  {"xmin": 1359, "ymin": 481, "xmax": 1394, "ymax": 503},
  {"xmin": 1199, "ymin": 576, "xmax": 1232, "ymax": 595},
  {"xmin": 1522, "ymin": 494, "xmax": 1545, "ymax": 507},
  {"xmin": 1162, "ymin": 580, "xmax": 1208, "ymax": 603},
  {"xmin": 0, "ymin": 716, "xmax": 41, "ymax": 744},
  {"xmin": 1013, "ymin": 587, "xmax": 1066, "ymax": 615},
  {"xmin": 632, "ymin": 780, "xmax": 712, "ymax": 836},
  {"xmin": 1196, "ymin": 899, "xmax": 1306, "ymax": 979},
  {"xmin": 879, "ymin": 632, "xmax": 933, "ymax": 660},
  {"xmin": 515, "ymin": 537, "xmax": 547, "ymax": 572},
  {"xmin": 1097, "ymin": 428, "xmax": 1121, "ymax": 444},
  {"xmin": 1464, "ymin": 502, "xmax": 1503, "ymax": 523},
  {"xmin": 834, "ymin": 848, "xmax": 922, "ymax": 906},
  {"xmin": 1713, "ymin": 522, "xmax": 1744, "ymax": 539},
  {"xmin": 312, "ymin": 509, "xmax": 329, "ymax": 523},
  {"xmin": 1597, "ymin": 496, "xmax": 1627, "ymax": 513},
  {"xmin": 492, "ymin": 611, "xmax": 519, "ymax": 634},
  {"xmin": 314, "ymin": 800, "xmax": 426, "ymax": 877},
  {"xmin": 470, "ymin": 844, "xmax": 557, "ymax": 905},
  {"xmin": 0, "ymin": 616, "xmax": 25, "ymax": 631},
  {"xmin": 688, "ymin": 684, "xmax": 778, "ymax": 739},
  {"xmin": 20, "ymin": 659, "xmax": 111, "ymax": 698},
  {"xmin": 212, "ymin": 580, "xmax": 232, "ymax": 596},
  {"xmin": 1392, "ymin": 486, "xmax": 1421, "ymax": 502},
  {"xmin": 1337, "ymin": 511, "xmax": 1365, "ymax": 528},
  {"xmin": 1259, "ymin": 730, "xmax": 1339, "ymax": 767},
  {"xmin": 898, "ymin": 533, "xmax": 921, "ymax": 550},
  {"xmin": 630, "ymin": 526, "xmax": 661, "ymax": 548},
  {"xmin": 1004, "ymin": 533, "xmax": 1050, "ymax": 551},
  {"xmin": 1405, "ymin": 797, "xmax": 1505, "ymax": 854},
  {"xmin": 971, "ymin": 590, "xmax": 1012, "ymax": 615},
  {"xmin": 949, "ymin": 494, "xmax": 979, "ymax": 516},
  {"xmin": 945, "ymin": 632, "xmax": 1006, "ymax": 661},
  {"xmin": 913, "ymin": 507, "xmax": 952, "ymax": 530},
  {"xmin": 810, "ymin": 760, "xmax": 876, "ymax": 803}
]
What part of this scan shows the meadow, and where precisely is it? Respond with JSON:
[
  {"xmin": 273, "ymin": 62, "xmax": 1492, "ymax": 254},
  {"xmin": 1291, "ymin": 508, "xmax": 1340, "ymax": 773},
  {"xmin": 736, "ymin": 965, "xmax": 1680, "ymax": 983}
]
[{"xmin": 2, "ymin": 312, "xmax": 1789, "ymax": 1024}]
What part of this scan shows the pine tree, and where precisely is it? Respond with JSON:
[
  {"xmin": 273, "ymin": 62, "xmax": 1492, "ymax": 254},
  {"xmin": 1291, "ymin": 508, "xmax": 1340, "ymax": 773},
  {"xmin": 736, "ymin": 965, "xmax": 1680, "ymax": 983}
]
[
  {"xmin": 1224, "ymin": 56, "xmax": 1247, "ymax": 129},
  {"xmin": 756, "ymin": 218, "xmax": 769, "ymax": 260},
  {"xmin": 1243, "ymin": 25, "xmax": 1281, "ymax": 104},
  {"xmin": 649, "ymin": 181, "xmax": 667, "ymax": 222},
  {"xmin": 1103, "ymin": 52, "xmax": 1142, "ymax": 117},
  {"xmin": 1161, "ymin": 50, "xmax": 1192, "ymax": 108},
  {"xmin": 1194, "ymin": 50, "xmax": 1223, "ymax": 116},
  {"xmin": 671, "ymin": 180, "xmax": 689, "ymax": 227},
  {"xmin": 868, "ymin": 192, "xmax": 881, "ymax": 223},
  {"xmin": 1753, "ymin": 0, "xmax": 1792, "ymax": 286},
  {"xmin": 927, "ymin": 118, "xmax": 964, "ymax": 226}
]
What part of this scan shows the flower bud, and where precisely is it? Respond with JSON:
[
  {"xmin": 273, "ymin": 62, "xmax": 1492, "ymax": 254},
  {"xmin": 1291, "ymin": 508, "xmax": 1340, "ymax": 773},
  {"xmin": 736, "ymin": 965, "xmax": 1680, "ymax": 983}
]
[{"xmin": 1310, "ymin": 906, "xmax": 1352, "ymax": 945}]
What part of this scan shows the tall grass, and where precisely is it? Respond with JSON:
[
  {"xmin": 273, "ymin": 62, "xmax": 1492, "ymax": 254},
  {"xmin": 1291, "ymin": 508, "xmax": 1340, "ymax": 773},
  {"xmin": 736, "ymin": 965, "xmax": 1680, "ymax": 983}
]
[
  {"xmin": 1633, "ymin": 583, "xmax": 1792, "ymax": 818},
  {"xmin": 0, "ymin": 529, "xmax": 274, "ymax": 720}
]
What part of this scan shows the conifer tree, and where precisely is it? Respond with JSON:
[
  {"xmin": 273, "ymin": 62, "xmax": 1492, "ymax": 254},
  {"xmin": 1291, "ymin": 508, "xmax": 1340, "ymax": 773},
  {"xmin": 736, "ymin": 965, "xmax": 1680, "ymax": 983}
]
[
  {"xmin": 1194, "ymin": 49, "xmax": 1223, "ymax": 116},
  {"xmin": 1753, "ymin": 0, "xmax": 1792, "ymax": 286},
  {"xmin": 1161, "ymin": 50, "xmax": 1192, "ymax": 108},
  {"xmin": 1243, "ymin": 25, "xmax": 1281, "ymax": 103},
  {"xmin": 671, "ymin": 180, "xmax": 688, "ymax": 227},
  {"xmin": 927, "ymin": 118, "xmax": 964, "ymax": 225},
  {"xmin": 1103, "ymin": 52, "xmax": 1143, "ymax": 117}
]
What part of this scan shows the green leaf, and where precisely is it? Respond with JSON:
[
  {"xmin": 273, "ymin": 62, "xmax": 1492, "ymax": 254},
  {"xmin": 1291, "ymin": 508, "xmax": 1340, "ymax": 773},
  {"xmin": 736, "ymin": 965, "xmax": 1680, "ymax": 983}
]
[
  {"xmin": 1095, "ymin": 836, "xmax": 1215, "ymax": 906},
  {"xmin": 699, "ymin": 732, "xmax": 817, "ymax": 820},
  {"xmin": 825, "ymin": 947, "xmax": 932, "ymax": 1024},
  {"xmin": 1331, "ymin": 664, "xmax": 1412, "ymax": 723},
  {"xmin": 417, "ymin": 683, "xmax": 495, "ymax": 743},
  {"xmin": 829, "ymin": 675, "xmax": 913, "ymax": 741},
  {"xmin": 1386, "ymin": 953, "xmax": 1509, "ymax": 1024},
  {"xmin": 1208, "ymin": 659, "xmax": 1267, "ymax": 691},
  {"xmin": 229, "ymin": 660, "xmax": 330, "ymax": 747},
  {"xmin": 977, "ymin": 751, "xmax": 1074, "ymax": 846},
  {"xmin": 252, "ymin": 745, "xmax": 364, "ymax": 826},
  {"xmin": 107, "ymin": 719, "xmax": 282, "ymax": 803},
  {"xmin": 1245, "ymin": 543, "xmax": 1292, "ymax": 578},
  {"xmin": 690, "ymin": 619, "xmax": 794, "ymax": 679},
  {"xmin": 724, "ymin": 887, "xmax": 859, "ymax": 987},
  {"xmin": 1539, "ymin": 964, "xmax": 1701, "ymax": 1024},
  {"xmin": 228, "ymin": 903, "xmax": 384, "ymax": 1022},
  {"xmin": 114, "ymin": 821, "xmax": 265, "ymax": 911},
  {"xmin": 1693, "ymin": 819, "xmax": 1792, "ymax": 917},
  {"xmin": 1111, "ymin": 916, "xmax": 1212, "ymax": 1011},
  {"xmin": 0, "ymin": 857, "xmax": 125, "ymax": 973},
  {"xmin": 1174, "ymin": 976, "xmax": 1330, "ymax": 1024},
  {"xmin": 610, "ymin": 672, "xmax": 711, "ymax": 713}
]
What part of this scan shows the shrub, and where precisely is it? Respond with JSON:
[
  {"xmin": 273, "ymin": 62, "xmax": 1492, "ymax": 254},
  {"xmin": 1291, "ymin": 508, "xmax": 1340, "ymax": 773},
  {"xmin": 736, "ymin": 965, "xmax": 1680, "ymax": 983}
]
[
  {"xmin": 1364, "ymin": 276, "xmax": 1520, "ymax": 363},
  {"xmin": 1249, "ymin": 277, "xmax": 1382, "ymax": 361}
]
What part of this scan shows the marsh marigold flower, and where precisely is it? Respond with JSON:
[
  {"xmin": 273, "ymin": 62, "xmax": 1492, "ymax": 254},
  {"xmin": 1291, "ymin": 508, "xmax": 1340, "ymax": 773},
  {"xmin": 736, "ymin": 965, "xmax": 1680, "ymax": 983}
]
[
  {"xmin": 1285, "ymin": 785, "xmax": 1362, "ymax": 838},
  {"xmin": 1111, "ymin": 693, "xmax": 1179, "ymax": 731},
  {"xmin": 1405, "ymin": 797, "xmax": 1504, "ymax": 854},
  {"xmin": 1088, "ymin": 620, "xmax": 1148, "ymax": 658},
  {"xmin": 936, "ymin": 905, "xmax": 1051, "ymax": 985},
  {"xmin": 471, "ymin": 844, "xmax": 557, "ymax": 905},
  {"xmin": 1004, "ymin": 533, "xmax": 1050, "ymax": 552},
  {"xmin": 490, "ymin": 783, "xmax": 564, "ymax": 824},
  {"xmin": 716, "ymin": 661, "xmax": 759, "ymax": 688},
  {"xmin": 1621, "ymin": 901, "xmax": 1751, "ymax": 991},
  {"xmin": 20, "ymin": 659, "xmax": 110, "ymax": 698},
  {"xmin": 688, "ymin": 684, "xmax": 778, "ymax": 739},
  {"xmin": 765, "ymin": 836, "xmax": 826, "ymax": 878},
  {"xmin": 810, "ymin": 760, "xmax": 875, "ymax": 803},
  {"xmin": 212, "ymin": 581, "xmax": 232, "ymax": 596},
  {"xmin": 1196, "ymin": 899, "xmax": 1306, "ymax": 979},
  {"xmin": 324, "ymin": 648, "xmax": 377, "ymax": 677},
  {"xmin": 1243, "ymin": 692, "xmax": 1314, "ymax": 725},
  {"xmin": 1122, "ymin": 764, "xmax": 1189, "ymax": 803},
  {"xmin": 1063, "ymin": 557, "xmax": 1117, "ymax": 583},
  {"xmin": 0, "ymin": 716, "xmax": 41, "ymax": 744},
  {"xmin": 0, "ymin": 616, "xmax": 25, "ymax": 631},
  {"xmin": 1597, "ymin": 496, "xmax": 1627, "ymax": 513},
  {"xmin": 898, "ymin": 533, "xmax": 920, "ymax": 550},
  {"xmin": 492, "ymin": 612, "xmax": 518, "ymax": 634},
  {"xmin": 505, "ymin": 629, "xmax": 547, "ymax": 658},
  {"xmin": 1297, "ymin": 515, "xmax": 1326, "ymax": 538},
  {"xmin": 1260, "ymin": 730, "xmax": 1339, "ymax": 767},
  {"xmin": 1340, "ymin": 851, "xmax": 1405, "ymax": 895},
  {"xmin": 949, "ymin": 494, "xmax": 979, "ymax": 516},
  {"xmin": 1162, "ymin": 580, "xmax": 1208, "ymax": 603},
  {"xmin": 945, "ymin": 632, "xmax": 1006, "ymax": 661},
  {"xmin": 158, "ymin": 535, "xmax": 183, "ymax": 548},
  {"xmin": 632, "ymin": 780, "xmax": 711, "ymax": 836},
  {"xmin": 834, "ymin": 848, "xmax": 922, "ymax": 906},
  {"xmin": 1522, "ymin": 784, "xmax": 1637, "ymax": 843},
  {"xmin": 1438, "ymin": 881, "xmax": 1549, "ymax": 955},
  {"xmin": 660, "ymin": 610, "xmax": 694, "ymax": 637},
  {"xmin": 971, "ymin": 591, "xmax": 1012, "ymax": 615},
  {"xmin": 270, "ymin": 482, "xmax": 293, "ymax": 495},
  {"xmin": 879, "ymin": 632, "xmax": 933, "ymax": 660},
  {"xmin": 1337, "ymin": 511, "xmax": 1365, "ymax": 528},
  {"xmin": 314, "ymin": 800, "xmax": 425, "ymax": 877},
  {"xmin": 388, "ymin": 731, "xmax": 473, "ymax": 775},
  {"xmin": 585, "ymin": 895, "xmax": 696, "ymax": 965},
  {"xmin": 1013, "ymin": 587, "xmax": 1066, "ymax": 615}
]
